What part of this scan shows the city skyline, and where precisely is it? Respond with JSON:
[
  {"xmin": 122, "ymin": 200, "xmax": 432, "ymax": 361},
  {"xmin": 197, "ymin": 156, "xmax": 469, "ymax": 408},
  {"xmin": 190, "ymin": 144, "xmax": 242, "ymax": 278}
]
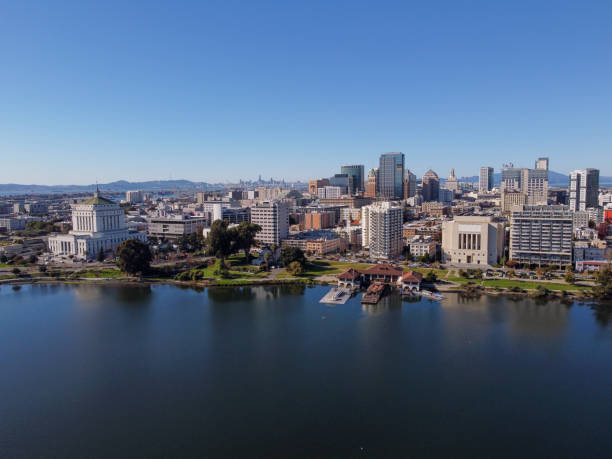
[{"xmin": 2, "ymin": 1, "xmax": 612, "ymax": 184}]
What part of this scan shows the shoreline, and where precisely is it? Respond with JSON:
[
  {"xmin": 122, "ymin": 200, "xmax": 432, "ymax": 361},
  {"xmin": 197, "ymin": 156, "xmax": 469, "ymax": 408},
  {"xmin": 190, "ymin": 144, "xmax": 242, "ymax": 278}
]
[{"xmin": 0, "ymin": 275, "xmax": 603, "ymax": 303}]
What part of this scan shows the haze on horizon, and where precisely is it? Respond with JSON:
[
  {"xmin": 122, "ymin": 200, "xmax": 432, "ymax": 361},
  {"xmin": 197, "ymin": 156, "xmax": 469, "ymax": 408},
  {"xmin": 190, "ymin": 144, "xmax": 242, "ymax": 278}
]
[{"xmin": 1, "ymin": 0, "xmax": 611, "ymax": 185}]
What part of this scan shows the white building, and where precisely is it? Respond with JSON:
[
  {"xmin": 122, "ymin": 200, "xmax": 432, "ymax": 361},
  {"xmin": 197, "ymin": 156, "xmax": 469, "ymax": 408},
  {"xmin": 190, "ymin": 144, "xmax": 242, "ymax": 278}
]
[
  {"xmin": 361, "ymin": 201, "xmax": 403, "ymax": 259},
  {"xmin": 569, "ymin": 169, "xmax": 599, "ymax": 211},
  {"xmin": 48, "ymin": 189, "xmax": 146, "ymax": 259},
  {"xmin": 441, "ymin": 216, "xmax": 504, "ymax": 266},
  {"xmin": 126, "ymin": 190, "xmax": 144, "ymax": 203},
  {"xmin": 479, "ymin": 166, "xmax": 494, "ymax": 193},
  {"xmin": 250, "ymin": 201, "xmax": 289, "ymax": 246}
]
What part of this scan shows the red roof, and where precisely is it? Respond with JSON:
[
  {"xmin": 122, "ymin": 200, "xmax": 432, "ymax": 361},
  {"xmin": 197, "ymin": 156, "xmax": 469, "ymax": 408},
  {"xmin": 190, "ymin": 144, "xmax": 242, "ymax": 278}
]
[
  {"xmin": 401, "ymin": 271, "xmax": 423, "ymax": 283},
  {"xmin": 361, "ymin": 264, "xmax": 404, "ymax": 277},
  {"xmin": 337, "ymin": 268, "xmax": 361, "ymax": 281}
]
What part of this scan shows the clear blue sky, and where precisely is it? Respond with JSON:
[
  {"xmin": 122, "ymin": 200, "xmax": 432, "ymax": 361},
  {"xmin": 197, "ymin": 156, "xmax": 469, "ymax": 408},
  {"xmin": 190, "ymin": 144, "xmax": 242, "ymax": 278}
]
[{"xmin": 1, "ymin": 0, "xmax": 611, "ymax": 185}]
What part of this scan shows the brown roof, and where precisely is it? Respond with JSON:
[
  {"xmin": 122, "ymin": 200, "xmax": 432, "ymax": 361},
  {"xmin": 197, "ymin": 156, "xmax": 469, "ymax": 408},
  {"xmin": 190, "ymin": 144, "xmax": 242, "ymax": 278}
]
[
  {"xmin": 401, "ymin": 271, "xmax": 423, "ymax": 283},
  {"xmin": 337, "ymin": 268, "xmax": 361, "ymax": 281},
  {"xmin": 361, "ymin": 264, "xmax": 404, "ymax": 277}
]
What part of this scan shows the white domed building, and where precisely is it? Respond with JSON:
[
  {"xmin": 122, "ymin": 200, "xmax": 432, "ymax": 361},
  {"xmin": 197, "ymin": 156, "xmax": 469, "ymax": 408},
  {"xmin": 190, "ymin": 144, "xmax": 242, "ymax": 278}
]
[{"xmin": 48, "ymin": 189, "xmax": 147, "ymax": 259}]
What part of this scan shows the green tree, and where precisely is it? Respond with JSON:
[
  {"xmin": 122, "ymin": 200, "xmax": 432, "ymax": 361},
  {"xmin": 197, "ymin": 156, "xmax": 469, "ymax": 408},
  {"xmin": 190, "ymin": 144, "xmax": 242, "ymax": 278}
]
[
  {"xmin": 116, "ymin": 239, "xmax": 152, "ymax": 275},
  {"xmin": 28, "ymin": 254, "xmax": 38, "ymax": 264},
  {"xmin": 425, "ymin": 270, "xmax": 437, "ymax": 282},
  {"xmin": 287, "ymin": 261, "xmax": 304, "ymax": 275},
  {"xmin": 96, "ymin": 247, "xmax": 105, "ymax": 262},
  {"xmin": 594, "ymin": 266, "xmax": 612, "ymax": 299},
  {"xmin": 233, "ymin": 222, "xmax": 262, "ymax": 261},
  {"xmin": 206, "ymin": 220, "xmax": 235, "ymax": 260},
  {"xmin": 281, "ymin": 247, "xmax": 306, "ymax": 267},
  {"xmin": 564, "ymin": 271, "xmax": 575, "ymax": 284}
]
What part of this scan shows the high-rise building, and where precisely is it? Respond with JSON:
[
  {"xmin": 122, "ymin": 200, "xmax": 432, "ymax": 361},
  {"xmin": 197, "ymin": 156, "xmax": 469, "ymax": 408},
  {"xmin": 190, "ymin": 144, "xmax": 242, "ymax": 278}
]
[
  {"xmin": 479, "ymin": 167, "xmax": 494, "ymax": 192},
  {"xmin": 445, "ymin": 168, "xmax": 459, "ymax": 192},
  {"xmin": 378, "ymin": 152, "xmax": 404, "ymax": 199},
  {"xmin": 361, "ymin": 201, "xmax": 403, "ymax": 259},
  {"xmin": 250, "ymin": 201, "xmax": 289, "ymax": 246},
  {"xmin": 421, "ymin": 169, "xmax": 440, "ymax": 202},
  {"xmin": 308, "ymin": 179, "xmax": 330, "ymax": 195},
  {"xmin": 340, "ymin": 165, "xmax": 365, "ymax": 193},
  {"xmin": 501, "ymin": 162, "xmax": 548, "ymax": 205},
  {"xmin": 403, "ymin": 169, "xmax": 417, "ymax": 199},
  {"xmin": 501, "ymin": 190, "xmax": 527, "ymax": 214},
  {"xmin": 569, "ymin": 169, "xmax": 599, "ymax": 211},
  {"xmin": 510, "ymin": 206, "xmax": 573, "ymax": 266},
  {"xmin": 126, "ymin": 190, "xmax": 144, "ymax": 203},
  {"xmin": 535, "ymin": 157, "xmax": 549, "ymax": 170},
  {"xmin": 442, "ymin": 216, "xmax": 505, "ymax": 266},
  {"xmin": 329, "ymin": 173, "xmax": 353, "ymax": 193},
  {"xmin": 365, "ymin": 168, "xmax": 378, "ymax": 198}
]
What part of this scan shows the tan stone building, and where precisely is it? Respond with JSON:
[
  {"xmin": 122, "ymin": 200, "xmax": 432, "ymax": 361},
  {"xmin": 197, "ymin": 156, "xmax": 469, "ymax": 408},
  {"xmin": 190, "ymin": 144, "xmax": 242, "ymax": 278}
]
[
  {"xmin": 501, "ymin": 190, "xmax": 527, "ymax": 214},
  {"xmin": 441, "ymin": 216, "xmax": 505, "ymax": 266}
]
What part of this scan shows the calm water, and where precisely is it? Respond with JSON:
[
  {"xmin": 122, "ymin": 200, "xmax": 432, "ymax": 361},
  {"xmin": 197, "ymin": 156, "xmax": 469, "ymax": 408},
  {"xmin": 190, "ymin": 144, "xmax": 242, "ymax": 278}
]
[{"xmin": 1, "ymin": 284, "xmax": 612, "ymax": 458}]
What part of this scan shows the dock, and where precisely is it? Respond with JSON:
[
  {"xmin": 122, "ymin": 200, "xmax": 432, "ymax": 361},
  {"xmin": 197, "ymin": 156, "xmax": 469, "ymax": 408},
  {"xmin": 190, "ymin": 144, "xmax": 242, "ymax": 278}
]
[
  {"xmin": 361, "ymin": 282, "xmax": 386, "ymax": 304},
  {"xmin": 320, "ymin": 287, "xmax": 352, "ymax": 305}
]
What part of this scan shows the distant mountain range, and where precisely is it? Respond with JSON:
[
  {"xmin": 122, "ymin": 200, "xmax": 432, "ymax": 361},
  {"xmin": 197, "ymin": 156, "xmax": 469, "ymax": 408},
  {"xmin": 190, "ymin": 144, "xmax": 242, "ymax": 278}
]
[
  {"xmin": 0, "ymin": 180, "xmax": 218, "ymax": 195},
  {"xmin": 450, "ymin": 170, "xmax": 612, "ymax": 187}
]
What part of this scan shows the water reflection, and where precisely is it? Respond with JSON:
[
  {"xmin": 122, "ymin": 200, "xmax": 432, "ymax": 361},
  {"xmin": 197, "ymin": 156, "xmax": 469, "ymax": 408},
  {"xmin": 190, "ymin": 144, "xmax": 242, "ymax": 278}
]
[
  {"xmin": 207, "ymin": 284, "xmax": 307, "ymax": 303},
  {"xmin": 361, "ymin": 293, "xmax": 403, "ymax": 315},
  {"xmin": 74, "ymin": 284, "xmax": 153, "ymax": 307}
]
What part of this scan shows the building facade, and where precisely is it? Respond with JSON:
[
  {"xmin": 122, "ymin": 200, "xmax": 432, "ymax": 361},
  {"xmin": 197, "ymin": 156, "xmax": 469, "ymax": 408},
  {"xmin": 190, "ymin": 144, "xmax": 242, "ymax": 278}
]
[
  {"xmin": 422, "ymin": 169, "xmax": 440, "ymax": 202},
  {"xmin": 378, "ymin": 152, "xmax": 404, "ymax": 199},
  {"xmin": 510, "ymin": 205, "xmax": 573, "ymax": 265},
  {"xmin": 250, "ymin": 201, "xmax": 289, "ymax": 246},
  {"xmin": 441, "ymin": 216, "xmax": 504, "ymax": 266},
  {"xmin": 48, "ymin": 190, "xmax": 146, "ymax": 259},
  {"xmin": 569, "ymin": 168, "xmax": 599, "ymax": 211},
  {"xmin": 340, "ymin": 165, "xmax": 365, "ymax": 193},
  {"xmin": 361, "ymin": 201, "xmax": 403, "ymax": 259},
  {"xmin": 479, "ymin": 166, "xmax": 494, "ymax": 192},
  {"xmin": 403, "ymin": 169, "xmax": 417, "ymax": 199},
  {"xmin": 147, "ymin": 215, "xmax": 208, "ymax": 240},
  {"xmin": 365, "ymin": 169, "xmax": 378, "ymax": 198}
]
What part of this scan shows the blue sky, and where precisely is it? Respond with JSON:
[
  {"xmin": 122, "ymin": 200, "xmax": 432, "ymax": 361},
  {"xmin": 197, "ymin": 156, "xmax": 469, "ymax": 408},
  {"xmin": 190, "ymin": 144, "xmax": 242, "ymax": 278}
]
[{"xmin": 1, "ymin": 0, "xmax": 611, "ymax": 184}]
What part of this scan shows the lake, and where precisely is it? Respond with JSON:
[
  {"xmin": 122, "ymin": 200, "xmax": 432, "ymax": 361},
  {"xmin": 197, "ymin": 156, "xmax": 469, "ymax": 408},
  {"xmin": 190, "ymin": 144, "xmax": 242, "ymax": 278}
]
[{"xmin": 1, "ymin": 284, "xmax": 612, "ymax": 458}]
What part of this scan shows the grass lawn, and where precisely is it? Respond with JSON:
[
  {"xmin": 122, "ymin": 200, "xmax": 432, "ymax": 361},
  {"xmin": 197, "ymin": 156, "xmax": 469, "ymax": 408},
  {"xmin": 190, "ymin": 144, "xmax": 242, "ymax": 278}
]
[
  {"xmin": 178, "ymin": 258, "xmax": 268, "ymax": 281},
  {"xmin": 481, "ymin": 279, "xmax": 590, "ymax": 291},
  {"xmin": 71, "ymin": 269, "xmax": 124, "ymax": 279},
  {"xmin": 0, "ymin": 263, "xmax": 13, "ymax": 268},
  {"xmin": 300, "ymin": 260, "xmax": 374, "ymax": 277}
]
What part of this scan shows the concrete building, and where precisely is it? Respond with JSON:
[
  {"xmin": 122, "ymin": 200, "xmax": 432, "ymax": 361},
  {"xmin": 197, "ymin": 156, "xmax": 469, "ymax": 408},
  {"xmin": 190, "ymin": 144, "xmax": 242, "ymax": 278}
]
[
  {"xmin": 569, "ymin": 168, "xmax": 599, "ymax": 211},
  {"xmin": 0, "ymin": 217, "xmax": 28, "ymax": 232},
  {"xmin": 24, "ymin": 203, "xmax": 48, "ymax": 215},
  {"xmin": 510, "ymin": 206, "xmax": 573, "ymax": 266},
  {"xmin": 479, "ymin": 166, "xmax": 494, "ymax": 192},
  {"xmin": 403, "ymin": 169, "xmax": 417, "ymax": 199},
  {"xmin": 378, "ymin": 152, "xmax": 404, "ymax": 199},
  {"xmin": 501, "ymin": 190, "xmax": 527, "ymax": 214},
  {"xmin": 438, "ymin": 188, "xmax": 454, "ymax": 204},
  {"xmin": 441, "ymin": 216, "xmax": 504, "ymax": 266},
  {"xmin": 317, "ymin": 186, "xmax": 345, "ymax": 199},
  {"xmin": 282, "ymin": 230, "xmax": 346, "ymax": 255},
  {"xmin": 303, "ymin": 211, "xmax": 336, "ymax": 230},
  {"xmin": 406, "ymin": 236, "xmax": 436, "ymax": 259},
  {"xmin": 361, "ymin": 201, "xmax": 403, "ymax": 259},
  {"xmin": 250, "ymin": 201, "xmax": 289, "ymax": 245},
  {"xmin": 48, "ymin": 189, "xmax": 147, "ymax": 259},
  {"xmin": 535, "ymin": 157, "xmax": 549, "ymax": 171},
  {"xmin": 340, "ymin": 165, "xmax": 365, "ymax": 193},
  {"xmin": 501, "ymin": 162, "xmax": 548, "ymax": 205},
  {"xmin": 365, "ymin": 169, "xmax": 378, "ymax": 198},
  {"xmin": 147, "ymin": 215, "xmax": 208, "ymax": 241},
  {"xmin": 445, "ymin": 168, "xmax": 459, "ymax": 192},
  {"xmin": 422, "ymin": 170, "xmax": 440, "ymax": 202},
  {"xmin": 126, "ymin": 190, "xmax": 144, "ymax": 203},
  {"xmin": 308, "ymin": 179, "xmax": 330, "ymax": 195}
]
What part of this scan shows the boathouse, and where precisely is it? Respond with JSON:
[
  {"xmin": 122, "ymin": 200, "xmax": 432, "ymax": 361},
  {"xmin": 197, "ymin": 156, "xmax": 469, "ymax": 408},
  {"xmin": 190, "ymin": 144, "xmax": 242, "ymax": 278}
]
[
  {"xmin": 337, "ymin": 268, "xmax": 362, "ymax": 289},
  {"xmin": 360, "ymin": 264, "xmax": 404, "ymax": 284},
  {"xmin": 398, "ymin": 271, "xmax": 423, "ymax": 293}
]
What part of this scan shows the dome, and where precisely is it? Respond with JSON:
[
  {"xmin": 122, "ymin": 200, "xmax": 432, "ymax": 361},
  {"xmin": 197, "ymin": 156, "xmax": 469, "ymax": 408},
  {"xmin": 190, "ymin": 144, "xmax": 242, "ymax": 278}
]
[{"xmin": 423, "ymin": 169, "xmax": 439, "ymax": 179}]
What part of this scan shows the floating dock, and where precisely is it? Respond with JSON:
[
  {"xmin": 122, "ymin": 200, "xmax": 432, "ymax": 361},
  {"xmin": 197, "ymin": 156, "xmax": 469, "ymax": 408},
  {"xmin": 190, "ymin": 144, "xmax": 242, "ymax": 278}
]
[
  {"xmin": 320, "ymin": 287, "xmax": 352, "ymax": 305},
  {"xmin": 361, "ymin": 282, "xmax": 386, "ymax": 304}
]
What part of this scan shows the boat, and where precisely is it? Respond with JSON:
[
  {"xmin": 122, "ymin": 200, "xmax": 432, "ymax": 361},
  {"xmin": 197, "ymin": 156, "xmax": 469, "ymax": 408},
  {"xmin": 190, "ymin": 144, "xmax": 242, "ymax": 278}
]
[{"xmin": 419, "ymin": 290, "xmax": 444, "ymax": 301}]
